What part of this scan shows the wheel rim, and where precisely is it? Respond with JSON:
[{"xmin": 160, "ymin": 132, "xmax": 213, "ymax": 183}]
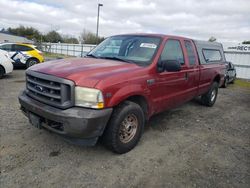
[
  {"xmin": 28, "ymin": 60, "xmax": 37, "ymax": 67},
  {"xmin": 211, "ymin": 89, "xmax": 216, "ymax": 102},
  {"xmin": 119, "ymin": 114, "xmax": 138, "ymax": 143}
]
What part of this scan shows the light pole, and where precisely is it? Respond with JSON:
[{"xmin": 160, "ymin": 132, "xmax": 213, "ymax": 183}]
[{"xmin": 96, "ymin": 3, "xmax": 103, "ymax": 43}]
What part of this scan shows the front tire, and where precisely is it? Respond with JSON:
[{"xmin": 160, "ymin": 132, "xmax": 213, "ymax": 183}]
[
  {"xmin": 26, "ymin": 58, "xmax": 39, "ymax": 68},
  {"xmin": 231, "ymin": 74, "xmax": 236, "ymax": 84},
  {"xmin": 102, "ymin": 101, "xmax": 145, "ymax": 154},
  {"xmin": 201, "ymin": 82, "xmax": 219, "ymax": 107}
]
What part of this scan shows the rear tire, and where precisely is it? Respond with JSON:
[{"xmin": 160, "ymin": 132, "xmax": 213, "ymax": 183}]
[
  {"xmin": 222, "ymin": 77, "xmax": 228, "ymax": 88},
  {"xmin": 201, "ymin": 82, "xmax": 219, "ymax": 107},
  {"xmin": 26, "ymin": 58, "xmax": 39, "ymax": 68},
  {"xmin": 231, "ymin": 75, "xmax": 236, "ymax": 84},
  {"xmin": 0, "ymin": 66, "xmax": 5, "ymax": 79},
  {"xmin": 102, "ymin": 101, "xmax": 145, "ymax": 154}
]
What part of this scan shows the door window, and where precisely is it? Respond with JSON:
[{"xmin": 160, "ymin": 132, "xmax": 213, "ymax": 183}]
[
  {"xmin": 184, "ymin": 40, "xmax": 196, "ymax": 66},
  {"xmin": 160, "ymin": 39, "xmax": 185, "ymax": 65},
  {"xmin": 230, "ymin": 62, "xmax": 234, "ymax": 69},
  {"xmin": 0, "ymin": 44, "xmax": 12, "ymax": 51}
]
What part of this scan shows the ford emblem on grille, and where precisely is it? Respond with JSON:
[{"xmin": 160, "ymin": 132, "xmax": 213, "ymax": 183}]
[{"xmin": 34, "ymin": 85, "xmax": 44, "ymax": 92}]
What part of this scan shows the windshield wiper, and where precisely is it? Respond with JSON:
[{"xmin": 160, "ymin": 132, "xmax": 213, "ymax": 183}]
[{"xmin": 100, "ymin": 56, "xmax": 133, "ymax": 64}]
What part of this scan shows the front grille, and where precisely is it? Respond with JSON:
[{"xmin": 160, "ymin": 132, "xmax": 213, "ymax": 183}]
[{"xmin": 26, "ymin": 70, "xmax": 74, "ymax": 109}]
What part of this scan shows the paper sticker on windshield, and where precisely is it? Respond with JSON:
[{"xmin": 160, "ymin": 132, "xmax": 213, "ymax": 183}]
[{"xmin": 140, "ymin": 43, "xmax": 157, "ymax": 49}]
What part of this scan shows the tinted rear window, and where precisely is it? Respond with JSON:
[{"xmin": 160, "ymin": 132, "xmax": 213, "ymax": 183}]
[
  {"xmin": 202, "ymin": 49, "xmax": 222, "ymax": 62},
  {"xmin": 13, "ymin": 44, "xmax": 33, "ymax": 51}
]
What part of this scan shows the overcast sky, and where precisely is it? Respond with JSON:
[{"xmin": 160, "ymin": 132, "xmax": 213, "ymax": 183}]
[{"xmin": 0, "ymin": 0, "xmax": 249, "ymax": 42}]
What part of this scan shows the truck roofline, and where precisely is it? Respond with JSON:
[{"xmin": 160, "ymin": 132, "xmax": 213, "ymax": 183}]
[
  {"xmin": 193, "ymin": 40, "xmax": 223, "ymax": 47},
  {"xmin": 108, "ymin": 33, "xmax": 193, "ymax": 40}
]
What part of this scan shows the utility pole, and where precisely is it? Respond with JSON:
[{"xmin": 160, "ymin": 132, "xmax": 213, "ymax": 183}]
[{"xmin": 96, "ymin": 3, "xmax": 103, "ymax": 44}]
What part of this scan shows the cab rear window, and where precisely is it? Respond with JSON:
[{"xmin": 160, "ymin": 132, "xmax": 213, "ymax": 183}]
[{"xmin": 202, "ymin": 49, "xmax": 222, "ymax": 62}]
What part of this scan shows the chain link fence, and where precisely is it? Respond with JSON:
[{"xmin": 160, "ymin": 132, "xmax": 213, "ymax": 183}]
[{"xmin": 39, "ymin": 43, "xmax": 96, "ymax": 57}]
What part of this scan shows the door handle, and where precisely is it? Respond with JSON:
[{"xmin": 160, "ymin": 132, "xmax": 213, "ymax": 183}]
[{"xmin": 147, "ymin": 79, "xmax": 155, "ymax": 85}]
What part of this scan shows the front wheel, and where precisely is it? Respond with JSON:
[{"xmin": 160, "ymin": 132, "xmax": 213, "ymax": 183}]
[
  {"xmin": 231, "ymin": 74, "xmax": 236, "ymax": 84},
  {"xmin": 201, "ymin": 82, "xmax": 219, "ymax": 107},
  {"xmin": 102, "ymin": 101, "xmax": 145, "ymax": 154},
  {"xmin": 26, "ymin": 58, "xmax": 39, "ymax": 68}
]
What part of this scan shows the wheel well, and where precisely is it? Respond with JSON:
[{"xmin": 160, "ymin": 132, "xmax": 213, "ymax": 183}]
[
  {"xmin": 125, "ymin": 95, "xmax": 149, "ymax": 120},
  {"xmin": 0, "ymin": 65, "xmax": 6, "ymax": 74},
  {"xmin": 213, "ymin": 75, "xmax": 221, "ymax": 83},
  {"xmin": 27, "ymin": 57, "xmax": 39, "ymax": 63}
]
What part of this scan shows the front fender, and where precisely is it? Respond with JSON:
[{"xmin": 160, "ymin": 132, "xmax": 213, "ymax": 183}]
[{"xmin": 106, "ymin": 84, "xmax": 150, "ymax": 107}]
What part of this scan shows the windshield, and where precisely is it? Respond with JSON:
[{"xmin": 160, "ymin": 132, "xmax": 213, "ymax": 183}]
[{"xmin": 87, "ymin": 35, "xmax": 161, "ymax": 66}]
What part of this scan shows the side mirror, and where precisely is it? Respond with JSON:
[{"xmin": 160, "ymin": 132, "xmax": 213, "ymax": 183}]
[{"xmin": 157, "ymin": 60, "xmax": 181, "ymax": 72}]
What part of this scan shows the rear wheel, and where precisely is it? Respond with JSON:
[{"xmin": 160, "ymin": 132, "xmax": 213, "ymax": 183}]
[
  {"xmin": 201, "ymin": 82, "xmax": 219, "ymax": 107},
  {"xmin": 222, "ymin": 77, "xmax": 228, "ymax": 88},
  {"xmin": 102, "ymin": 101, "xmax": 145, "ymax": 154},
  {"xmin": 231, "ymin": 74, "xmax": 236, "ymax": 84},
  {"xmin": 0, "ymin": 66, "xmax": 5, "ymax": 79},
  {"xmin": 26, "ymin": 58, "xmax": 39, "ymax": 68}
]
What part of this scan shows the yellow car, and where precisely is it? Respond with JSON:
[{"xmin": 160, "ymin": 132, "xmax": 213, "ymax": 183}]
[{"xmin": 0, "ymin": 43, "xmax": 44, "ymax": 68}]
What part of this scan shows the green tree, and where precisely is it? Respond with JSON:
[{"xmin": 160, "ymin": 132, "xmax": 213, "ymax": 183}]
[
  {"xmin": 79, "ymin": 30, "xmax": 105, "ymax": 44},
  {"xmin": 208, "ymin": 36, "xmax": 217, "ymax": 42},
  {"xmin": 62, "ymin": 35, "xmax": 79, "ymax": 44},
  {"xmin": 1, "ymin": 28, "xmax": 6, "ymax": 32},
  {"xmin": 7, "ymin": 25, "xmax": 42, "ymax": 42},
  {"xmin": 44, "ymin": 30, "xmax": 63, "ymax": 43},
  {"xmin": 242, "ymin": 41, "xmax": 250, "ymax": 44}
]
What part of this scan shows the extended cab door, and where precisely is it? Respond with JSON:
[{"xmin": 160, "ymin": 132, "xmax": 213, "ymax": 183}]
[
  {"xmin": 150, "ymin": 38, "xmax": 199, "ymax": 113},
  {"xmin": 182, "ymin": 40, "xmax": 200, "ymax": 100},
  {"xmin": 194, "ymin": 41, "xmax": 226, "ymax": 94}
]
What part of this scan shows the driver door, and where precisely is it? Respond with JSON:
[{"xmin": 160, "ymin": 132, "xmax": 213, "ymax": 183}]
[{"xmin": 150, "ymin": 38, "xmax": 198, "ymax": 113}]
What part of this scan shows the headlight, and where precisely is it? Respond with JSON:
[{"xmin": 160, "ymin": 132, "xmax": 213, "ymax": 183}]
[{"xmin": 75, "ymin": 87, "xmax": 104, "ymax": 109}]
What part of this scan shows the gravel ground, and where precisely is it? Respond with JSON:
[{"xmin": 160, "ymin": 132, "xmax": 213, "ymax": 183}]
[{"xmin": 0, "ymin": 70, "xmax": 250, "ymax": 188}]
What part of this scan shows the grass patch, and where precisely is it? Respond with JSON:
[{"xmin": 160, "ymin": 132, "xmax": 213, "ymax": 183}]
[
  {"xmin": 234, "ymin": 79, "xmax": 250, "ymax": 89},
  {"xmin": 43, "ymin": 52, "xmax": 73, "ymax": 59}
]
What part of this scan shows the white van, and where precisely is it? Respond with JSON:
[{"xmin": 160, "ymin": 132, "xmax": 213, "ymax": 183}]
[{"xmin": 0, "ymin": 49, "xmax": 13, "ymax": 78}]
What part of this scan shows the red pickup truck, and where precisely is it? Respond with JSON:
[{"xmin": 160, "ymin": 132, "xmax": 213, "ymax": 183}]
[{"xmin": 19, "ymin": 34, "xmax": 226, "ymax": 153}]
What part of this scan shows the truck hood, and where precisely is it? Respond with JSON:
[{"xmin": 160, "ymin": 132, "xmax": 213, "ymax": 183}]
[{"xmin": 29, "ymin": 57, "xmax": 142, "ymax": 87}]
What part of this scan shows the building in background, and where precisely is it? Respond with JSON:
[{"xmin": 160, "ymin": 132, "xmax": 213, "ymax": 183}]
[
  {"xmin": 0, "ymin": 32, "xmax": 33, "ymax": 44},
  {"xmin": 223, "ymin": 42, "xmax": 250, "ymax": 79}
]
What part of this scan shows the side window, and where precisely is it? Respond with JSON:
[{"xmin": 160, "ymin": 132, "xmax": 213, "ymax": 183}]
[
  {"xmin": 202, "ymin": 49, "xmax": 222, "ymax": 62},
  {"xmin": 14, "ymin": 44, "xmax": 33, "ymax": 51},
  {"xmin": 12, "ymin": 44, "xmax": 18, "ymax": 51},
  {"xmin": 184, "ymin": 40, "xmax": 196, "ymax": 66},
  {"xmin": 97, "ymin": 39, "xmax": 122, "ymax": 56},
  {"xmin": 230, "ymin": 63, "xmax": 234, "ymax": 69},
  {"xmin": 160, "ymin": 39, "xmax": 185, "ymax": 65},
  {"xmin": 0, "ymin": 44, "xmax": 12, "ymax": 51}
]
